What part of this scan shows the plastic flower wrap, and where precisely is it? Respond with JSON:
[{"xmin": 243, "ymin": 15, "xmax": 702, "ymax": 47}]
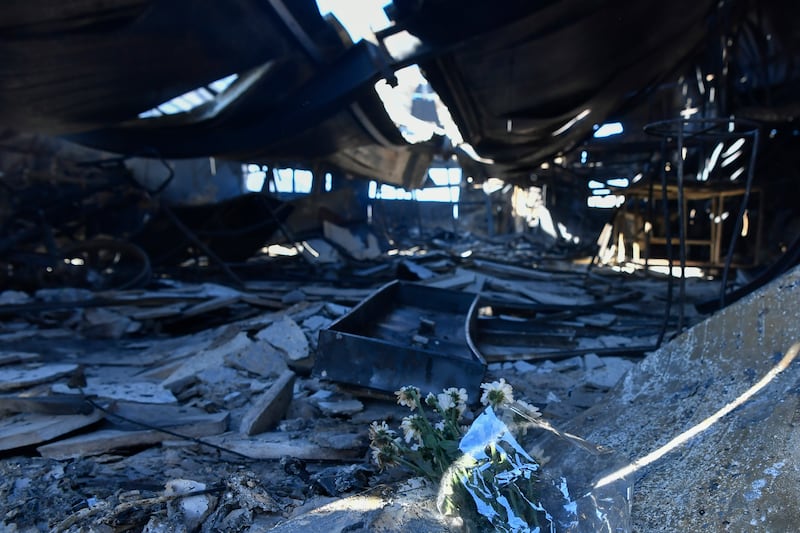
[
  {"xmin": 438, "ymin": 406, "xmax": 551, "ymax": 532},
  {"xmin": 369, "ymin": 381, "xmax": 632, "ymax": 532}
]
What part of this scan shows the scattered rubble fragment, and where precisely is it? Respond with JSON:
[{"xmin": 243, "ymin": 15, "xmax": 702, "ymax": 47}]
[{"xmin": 1, "ymin": 221, "xmax": 793, "ymax": 532}]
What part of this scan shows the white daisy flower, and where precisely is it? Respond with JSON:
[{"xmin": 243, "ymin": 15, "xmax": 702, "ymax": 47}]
[
  {"xmin": 439, "ymin": 387, "xmax": 468, "ymax": 417},
  {"xmin": 437, "ymin": 392, "xmax": 455, "ymax": 411},
  {"xmin": 479, "ymin": 378, "xmax": 514, "ymax": 408},
  {"xmin": 395, "ymin": 386, "xmax": 420, "ymax": 409},
  {"xmin": 425, "ymin": 392, "xmax": 439, "ymax": 408},
  {"xmin": 401, "ymin": 415, "xmax": 424, "ymax": 444}
]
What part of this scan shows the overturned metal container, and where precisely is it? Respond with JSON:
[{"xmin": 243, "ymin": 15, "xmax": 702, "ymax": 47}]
[{"xmin": 316, "ymin": 281, "xmax": 486, "ymax": 398}]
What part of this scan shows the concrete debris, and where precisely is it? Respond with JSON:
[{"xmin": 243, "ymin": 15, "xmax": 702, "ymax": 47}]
[
  {"xmin": 316, "ymin": 398, "xmax": 365, "ymax": 417},
  {"xmin": 224, "ymin": 341, "xmax": 288, "ymax": 379},
  {"xmin": 52, "ymin": 379, "xmax": 178, "ymax": 404},
  {"xmin": 37, "ymin": 410, "xmax": 230, "ymax": 460},
  {"xmin": 239, "ymin": 369, "xmax": 295, "ymax": 435},
  {"xmin": 583, "ymin": 352, "xmax": 605, "ymax": 370},
  {"xmin": 0, "ymin": 363, "xmax": 80, "ymax": 392},
  {"xmin": 0, "ymin": 351, "xmax": 41, "ymax": 366},
  {"xmin": 558, "ymin": 264, "xmax": 800, "ymax": 532},
  {"xmin": 1, "ymin": 230, "xmax": 780, "ymax": 533},
  {"xmin": 582, "ymin": 356, "xmax": 635, "ymax": 389},
  {"xmin": 281, "ymin": 289, "xmax": 307, "ymax": 305},
  {"xmin": 81, "ymin": 307, "xmax": 141, "ymax": 339},
  {"xmin": 0, "ymin": 410, "xmax": 105, "ymax": 451},
  {"xmin": 164, "ymin": 479, "xmax": 216, "ymax": 532},
  {"xmin": 0, "ymin": 290, "xmax": 31, "ymax": 305}
]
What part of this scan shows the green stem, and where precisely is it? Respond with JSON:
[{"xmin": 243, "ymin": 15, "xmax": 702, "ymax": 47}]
[{"xmin": 395, "ymin": 456, "xmax": 434, "ymax": 480}]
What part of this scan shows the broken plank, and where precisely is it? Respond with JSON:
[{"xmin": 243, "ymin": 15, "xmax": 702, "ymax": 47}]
[
  {"xmin": 126, "ymin": 302, "xmax": 188, "ymax": 320},
  {"xmin": 52, "ymin": 379, "xmax": 177, "ymax": 404},
  {"xmin": 0, "ymin": 351, "xmax": 41, "ymax": 366},
  {"xmin": 37, "ymin": 411, "xmax": 229, "ymax": 460},
  {"xmin": 423, "ymin": 269, "xmax": 476, "ymax": 290},
  {"xmin": 255, "ymin": 317, "xmax": 309, "ymax": 364},
  {"xmin": 160, "ymin": 331, "xmax": 252, "ymax": 391},
  {"xmin": 399, "ymin": 259, "xmax": 436, "ymax": 280},
  {"xmin": 239, "ymin": 370, "xmax": 295, "ymax": 435},
  {"xmin": 0, "ymin": 363, "xmax": 78, "ymax": 392},
  {"xmin": 239, "ymin": 293, "xmax": 284, "ymax": 309},
  {"xmin": 0, "ymin": 395, "xmax": 94, "ymax": 416},
  {"xmin": 201, "ymin": 430, "xmax": 365, "ymax": 461},
  {"xmin": 488, "ymin": 278, "xmax": 592, "ymax": 306},
  {"xmin": 0, "ymin": 410, "xmax": 104, "ymax": 451},
  {"xmin": 480, "ymin": 344, "xmax": 656, "ymax": 363},
  {"xmin": 575, "ymin": 312, "xmax": 618, "ymax": 327},
  {"xmin": 472, "ymin": 259, "xmax": 569, "ymax": 281},
  {"xmin": 181, "ymin": 295, "xmax": 241, "ymax": 317},
  {"xmin": 300, "ymin": 286, "xmax": 373, "ymax": 300}
]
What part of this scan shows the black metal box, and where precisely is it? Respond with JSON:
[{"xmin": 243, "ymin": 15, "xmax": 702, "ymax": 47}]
[{"xmin": 316, "ymin": 281, "xmax": 486, "ymax": 398}]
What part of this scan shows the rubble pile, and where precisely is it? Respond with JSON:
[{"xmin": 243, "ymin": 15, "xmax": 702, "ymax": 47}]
[{"xmin": 0, "ymin": 236, "xmax": 717, "ymax": 532}]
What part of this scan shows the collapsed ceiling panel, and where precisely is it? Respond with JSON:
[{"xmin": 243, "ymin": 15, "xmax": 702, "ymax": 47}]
[
  {"xmin": 389, "ymin": 0, "xmax": 719, "ymax": 173},
  {"xmin": 0, "ymin": 0, "xmax": 436, "ymax": 188}
]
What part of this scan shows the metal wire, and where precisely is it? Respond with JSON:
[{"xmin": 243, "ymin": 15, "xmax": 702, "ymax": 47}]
[
  {"xmin": 720, "ymin": 128, "xmax": 760, "ymax": 307},
  {"xmin": 80, "ymin": 393, "xmax": 253, "ymax": 461},
  {"xmin": 656, "ymin": 140, "xmax": 675, "ymax": 347}
]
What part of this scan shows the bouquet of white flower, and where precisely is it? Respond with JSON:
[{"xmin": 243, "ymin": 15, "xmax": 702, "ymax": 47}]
[
  {"xmin": 369, "ymin": 380, "xmax": 551, "ymax": 531},
  {"xmin": 368, "ymin": 379, "xmax": 632, "ymax": 532}
]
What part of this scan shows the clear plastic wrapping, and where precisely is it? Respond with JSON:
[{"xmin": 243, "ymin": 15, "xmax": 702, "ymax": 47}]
[{"xmin": 437, "ymin": 406, "xmax": 632, "ymax": 532}]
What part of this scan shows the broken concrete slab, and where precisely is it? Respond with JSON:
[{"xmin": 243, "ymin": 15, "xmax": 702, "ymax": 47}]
[
  {"xmin": 181, "ymin": 295, "xmax": 241, "ymax": 317},
  {"xmin": 317, "ymin": 398, "xmax": 364, "ymax": 417},
  {"xmin": 0, "ymin": 351, "xmax": 40, "ymax": 366},
  {"xmin": 324, "ymin": 303, "xmax": 351, "ymax": 318},
  {"xmin": 37, "ymin": 410, "xmax": 229, "ymax": 460},
  {"xmin": 0, "ymin": 395, "xmax": 93, "ymax": 416},
  {"xmin": 203, "ymin": 428, "xmax": 365, "ymax": 461},
  {"xmin": 80, "ymin": 307, "xmax": 140, "ymax": 339},
  {"xmin": 560, "ymin": 264, "xmax": 800, "ymax": 532},
  {"xmin": 281, "ymin": 289, "xmax": 307, "ymax": 305},
  {"xmin": 0, "ymin": 410, "xmax": 105, "ymax": 451},
  {"xmin": 160, "ymin": 331, "xmax": 252, "ymax": 391},
  {"xmin": 511, "ymin": 360, "xmax": 538, "ymax": 373},
  {"xmin": 582, "ymin": 357, "xmax": 635, "ymax": 389},
  {"xmin": 0, "ymin": 290, "xmax": 31, "ymax": 305},
  {"xmin": 239, "ymin": 370, "xmax": 295, "ymax": 436},
  {"xmin": 399, "ymin": 259, "xmax": 436, "ymax": 280},
  {"xmin": 224, "ymin": 341, "xmax": 288, "ymax": 379},
  {"xmin": 256, "ymin": 316, "xmax": 310, "ymax": 365},
  {"xmin": 583, "ymin": 352, "xmax": 604, "ymax": 370},
  {"xmin": 0, "ymin": 363, "xmax": 79, "ymax": 392},
  {"xmin": 52, "ymin": 379, "xmax": 177, "ymax": 404},
  {"xmin": 552, "ymin": 356, "xmax": 584, "ymax": 372},
  {"xmin": 301, "ymin": 315, "xmax": 333, "ymax": 332}
]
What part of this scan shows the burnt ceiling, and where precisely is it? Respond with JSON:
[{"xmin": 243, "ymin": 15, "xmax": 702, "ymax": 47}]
[{"xmin": 0, "ymin": 0, "xmax": 798, "ymax": 189}]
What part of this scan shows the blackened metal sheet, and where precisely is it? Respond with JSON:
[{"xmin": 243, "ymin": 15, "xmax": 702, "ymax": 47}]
[
  {"xmin": 0, "ymin": 0, "xmax": 315, "ymax": 134},
  {"xmin": 393, "ymin": 0, "xmax": 718, "ymax": 171},
  {"xmin": 0, "ymin": 0, "xmax": 433, "ymax": 187},
  {"xmin": 316, "ymin": 281, "xmax": 486, "ymax": 399}
]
